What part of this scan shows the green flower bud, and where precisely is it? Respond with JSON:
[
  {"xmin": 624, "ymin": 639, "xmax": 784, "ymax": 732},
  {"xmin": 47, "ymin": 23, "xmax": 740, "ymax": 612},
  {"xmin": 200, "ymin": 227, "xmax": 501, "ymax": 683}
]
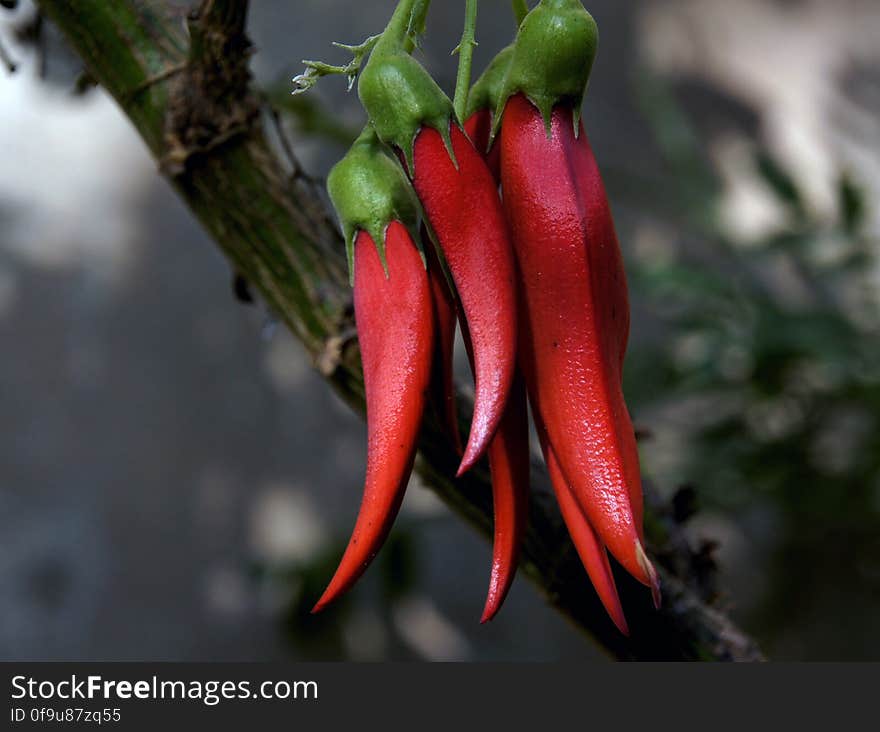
[
  {"xmin": 327, "ymin": 129, "xmax": 421, "ymax": 282},
  {"xmin": 358, "ymin": 51, "xmax": 455, "ymax": 173},
  {"xmin": 495, "ymin": 0, "xmax": 599, "ymax": 136}
]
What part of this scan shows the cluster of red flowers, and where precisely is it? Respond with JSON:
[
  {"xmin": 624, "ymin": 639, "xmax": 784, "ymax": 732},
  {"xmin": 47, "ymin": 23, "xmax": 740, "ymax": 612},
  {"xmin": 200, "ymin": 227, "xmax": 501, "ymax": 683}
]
[{"xmin": 313, "ymin": 0, "xmax": 659, "ymax": 634}]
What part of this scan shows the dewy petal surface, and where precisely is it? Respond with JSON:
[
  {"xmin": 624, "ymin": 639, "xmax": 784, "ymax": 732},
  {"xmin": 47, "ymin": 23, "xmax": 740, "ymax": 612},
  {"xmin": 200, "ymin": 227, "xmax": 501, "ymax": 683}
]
[
  {"xmin": 313, "ymin": 223, "xmax": 433, "ymax": 612},
  {"xmin": 501, "ymin": 92, "xmax": 654, "ymax": 588}
]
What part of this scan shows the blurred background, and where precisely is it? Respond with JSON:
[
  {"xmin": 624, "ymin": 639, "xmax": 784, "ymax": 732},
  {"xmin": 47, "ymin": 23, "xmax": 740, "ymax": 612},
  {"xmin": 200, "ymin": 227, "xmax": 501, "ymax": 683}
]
[{"xmin": 1, "ymin": 0, "xmax": 878, "ymax": 661}]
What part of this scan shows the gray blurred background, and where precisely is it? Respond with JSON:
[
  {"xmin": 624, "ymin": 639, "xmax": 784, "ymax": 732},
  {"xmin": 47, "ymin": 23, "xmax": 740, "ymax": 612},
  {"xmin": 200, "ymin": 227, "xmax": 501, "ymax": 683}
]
[{"xmin": 1, "ymin": 0, "xmax": 879, "ymax": 660}]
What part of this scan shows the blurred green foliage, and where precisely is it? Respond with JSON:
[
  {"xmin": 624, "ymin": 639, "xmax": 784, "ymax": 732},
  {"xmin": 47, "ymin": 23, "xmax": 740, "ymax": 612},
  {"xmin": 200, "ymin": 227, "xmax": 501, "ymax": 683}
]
[{"xmin": 623, "ymin": 74, "xmax": 880, "ymax": 658}]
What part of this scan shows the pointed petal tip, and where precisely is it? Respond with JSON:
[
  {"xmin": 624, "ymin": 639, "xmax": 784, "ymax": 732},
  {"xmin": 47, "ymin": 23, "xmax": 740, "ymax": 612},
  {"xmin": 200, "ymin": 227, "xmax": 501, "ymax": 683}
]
[
  {"xmin": 456, "ymin": 418, "xmax": 496, "ymax": 476},
  {"xmin": 310, "ymin": 587, "xmax": 336, "ymax": 615},
  {"xmin": 635, "ymin": 540, "xmax": 662, "ymax": 608},
  {"xmin": 480, "ymin": 591, "xmax": 502, "ymax": 624},
  {"xmin": 596, "ymin": 575, "xmax": 630, "ymax": 635},
  {"xmin": 647, "ymin": 571, "xmax": 662, "ymax": 610},
  {"xmin": 455, "ymin": 448, "xmax": 479, "ymax": 477}
]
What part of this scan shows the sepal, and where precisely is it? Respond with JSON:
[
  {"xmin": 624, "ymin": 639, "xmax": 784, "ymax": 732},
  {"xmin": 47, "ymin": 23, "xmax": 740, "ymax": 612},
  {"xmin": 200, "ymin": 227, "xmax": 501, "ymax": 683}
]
[
  {"xmin": 492, "ymin": 0, "xmax": 598, "ymax": 140},
  {"xmin": 326, "ymin": 129, "xmax": 422, "ymax": 284}
]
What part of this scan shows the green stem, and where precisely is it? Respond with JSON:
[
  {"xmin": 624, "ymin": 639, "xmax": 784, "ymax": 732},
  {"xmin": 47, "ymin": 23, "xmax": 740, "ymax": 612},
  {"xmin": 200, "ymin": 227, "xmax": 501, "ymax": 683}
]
[
  {"xmin": 512, "ymin": 0, "xmax": 529, "ymax": 24},
  {"xmin": 404, "ymin": 0, "xmax": 432, "ymax": 53},
  {"xmin": 452, "ymin": 0, "xmax": 478, "ymax": 122},
  {"xmin": 374, "ymin": 0, "xmax": 420, "ymax": 57}
]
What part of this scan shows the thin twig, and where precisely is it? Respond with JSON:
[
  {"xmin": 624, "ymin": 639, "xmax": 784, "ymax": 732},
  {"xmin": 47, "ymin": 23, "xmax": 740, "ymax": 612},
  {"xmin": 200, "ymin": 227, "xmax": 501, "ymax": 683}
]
[{"xmin": 452, "ymin": 0, "xmax": 478, "ymax": 122}]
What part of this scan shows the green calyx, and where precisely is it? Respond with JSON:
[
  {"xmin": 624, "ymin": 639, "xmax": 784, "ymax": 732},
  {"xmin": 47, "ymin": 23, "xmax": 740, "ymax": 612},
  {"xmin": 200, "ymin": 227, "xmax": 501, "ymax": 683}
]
[
  {"xmin": 326, "ymin": 128, "xmax": 421, "ymax": 283},
  {"xmin": 358, "ymin": 51, "xmax": 456, "ymax": 174},
  {"xmin": 493, "ymin": 0, "xmax": 599, "ymax": 138},
  {"xmin": 465, "ymin": 45, "xmax": 514, "ymax": 120}
]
